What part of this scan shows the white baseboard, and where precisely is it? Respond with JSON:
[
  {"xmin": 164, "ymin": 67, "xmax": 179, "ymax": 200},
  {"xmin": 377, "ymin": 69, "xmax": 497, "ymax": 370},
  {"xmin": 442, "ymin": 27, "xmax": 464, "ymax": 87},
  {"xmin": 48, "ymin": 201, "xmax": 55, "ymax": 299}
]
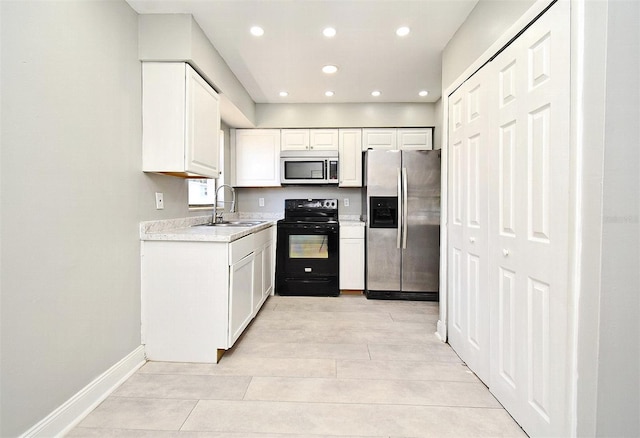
[
  {"xmin": 20, "ymin": 345, "xmax": 146, "ymax": 438},
  {"xmin": 436, "ymin": 319, "xmax": 447, "ymax": 342}
]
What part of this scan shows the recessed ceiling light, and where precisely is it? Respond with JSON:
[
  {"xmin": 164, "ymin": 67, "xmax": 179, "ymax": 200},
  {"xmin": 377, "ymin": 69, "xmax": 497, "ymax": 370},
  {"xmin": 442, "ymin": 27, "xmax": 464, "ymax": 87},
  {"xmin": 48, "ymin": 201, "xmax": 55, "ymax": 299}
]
[
  {"xmin": 279, "ymin": 91, "xmax": 289, "ymax": 97},
  {"xmin": 419, "ymin": 90, "xmax": 429, "ymax": 97},
  {"xmin": 322, "ymin": 65, "xmax": 338, "ymax": 74},
  {"xmin": 323, "ymin": 27, "xmax": 336, "ymax": 38},
  {"xmin": 396, "ymin": 26, "xmax": 410, "ymax": 37},
  {"xmin": 325, "ymin": 91, "xmax": 335, "ymax": 97},
  {"xmin": 250, "ymin": 26, "xmax": 264, "ymax": 36},
  {"xmin": 371, "ymin": 90, "xmax": 381, "ymax": 97}
]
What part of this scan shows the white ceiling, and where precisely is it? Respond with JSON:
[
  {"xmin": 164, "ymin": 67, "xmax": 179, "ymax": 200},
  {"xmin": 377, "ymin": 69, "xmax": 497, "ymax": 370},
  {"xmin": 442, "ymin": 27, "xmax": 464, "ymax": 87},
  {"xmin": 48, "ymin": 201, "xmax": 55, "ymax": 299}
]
[{"xmin": 126, "ymin": 0, "xmax": 478, "ymax": 104}]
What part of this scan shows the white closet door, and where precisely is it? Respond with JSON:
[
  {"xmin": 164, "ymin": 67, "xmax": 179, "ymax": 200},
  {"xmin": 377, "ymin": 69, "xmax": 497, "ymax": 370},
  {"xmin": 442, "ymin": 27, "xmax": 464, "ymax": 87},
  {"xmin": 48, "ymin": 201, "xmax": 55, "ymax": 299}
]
[
  {"xmin": 447, "ymin": 66, "xmax": 491, "ymax": 383},
  {"xmin": 488, "ymin": 1, "xmax": 570, "ymax": 436}
]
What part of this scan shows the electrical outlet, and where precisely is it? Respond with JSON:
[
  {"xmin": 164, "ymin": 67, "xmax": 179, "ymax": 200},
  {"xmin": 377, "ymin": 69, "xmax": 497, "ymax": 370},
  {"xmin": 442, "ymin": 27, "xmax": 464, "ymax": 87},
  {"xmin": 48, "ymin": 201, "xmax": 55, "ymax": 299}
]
[
  {"xmin": 259, "ymin": 197, "xmax": 265, "ymax": 207},
  {"xmin": 155, "ymin": 192, "xmax": 164, "ymax": 210},
  {"xmin": 343, "ymin": 198, "xmax": 350, "ymax": 207}
]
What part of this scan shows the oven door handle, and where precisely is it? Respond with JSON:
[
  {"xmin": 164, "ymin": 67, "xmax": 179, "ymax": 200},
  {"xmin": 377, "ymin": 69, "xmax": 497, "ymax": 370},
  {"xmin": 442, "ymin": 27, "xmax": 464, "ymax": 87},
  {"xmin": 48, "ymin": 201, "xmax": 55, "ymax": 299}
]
[{"xmin": 278, "ymin": 225, "xmax": 338, "ymax": 233}]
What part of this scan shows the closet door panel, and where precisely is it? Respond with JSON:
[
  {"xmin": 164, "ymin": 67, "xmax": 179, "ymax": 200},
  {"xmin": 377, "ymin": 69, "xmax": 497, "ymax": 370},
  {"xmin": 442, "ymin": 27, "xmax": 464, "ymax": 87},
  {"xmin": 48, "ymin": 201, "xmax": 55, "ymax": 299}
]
[
  {"xmin": 447, "ymin": 67, "xmax": 491, "ymax": 384},
  {"xmin": 448, "ymin": 96, "xmax": 466, "ymax": 352},
  {"xmin": 488, "ymin": 2, "xmax": 571, "ymax": 437}
]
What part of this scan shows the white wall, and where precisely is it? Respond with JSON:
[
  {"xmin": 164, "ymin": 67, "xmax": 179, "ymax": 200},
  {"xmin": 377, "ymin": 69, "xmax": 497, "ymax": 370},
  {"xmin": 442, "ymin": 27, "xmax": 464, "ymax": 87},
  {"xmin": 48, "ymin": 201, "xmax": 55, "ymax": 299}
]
[
  {"xmin": 138, "ymin": 14, "xmax": 256, "ymax": 128},
  {"xmin": 594, "ymin": 0, "xmax": 639, "ymax": 435},
  {"xmin": 433, "ymin": 98, "xmax": 443, "ymax": 150},
  {"xmin": 442, "ymin": 0, "xmax": 535, "ymax": 89},
  {"xmin": 571, "ymin": 1, "xmax": 640, "ymax": 436},
  {"xmin": 0, "ymin": 1, "xmax": 197, "ymax": 436},
  {"xmin": 256, "ymin": 103, "xmax": 436, "ymax": 128}
]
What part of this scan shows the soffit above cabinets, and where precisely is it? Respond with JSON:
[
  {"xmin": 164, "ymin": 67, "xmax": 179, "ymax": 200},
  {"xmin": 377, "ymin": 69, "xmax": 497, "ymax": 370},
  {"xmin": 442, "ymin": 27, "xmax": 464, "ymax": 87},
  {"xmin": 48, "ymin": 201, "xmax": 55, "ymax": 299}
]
[{"xmin": 126, "ymin": 0, "xmax": 478, "ymax": 104}]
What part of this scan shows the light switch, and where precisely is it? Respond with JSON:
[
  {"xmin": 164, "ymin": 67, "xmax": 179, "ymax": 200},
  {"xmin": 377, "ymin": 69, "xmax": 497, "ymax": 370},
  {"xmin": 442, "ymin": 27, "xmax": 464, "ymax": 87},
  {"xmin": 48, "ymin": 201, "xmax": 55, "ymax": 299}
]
[{"xmin": 259, "ymin": 198, "xmax": 265, "ymax": 207}]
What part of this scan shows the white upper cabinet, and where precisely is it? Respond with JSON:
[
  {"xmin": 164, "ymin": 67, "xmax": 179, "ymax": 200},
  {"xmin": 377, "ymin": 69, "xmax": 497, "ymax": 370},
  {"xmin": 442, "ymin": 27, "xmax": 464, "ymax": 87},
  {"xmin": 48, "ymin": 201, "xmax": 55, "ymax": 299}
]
[
  {"xmin": 142, "ymin": 62, "xmax": 220, "ymax": 178},
  {"xmin": 281, "ymin": 129, "xmax": 310, "ymax": 150},
  {"xmin": 363, "ymin": 128, "xmax": 434, "ymax": 151},
  {"xmin": 398, "ymin": 128, "xmax": 433, "ymax": 150},
  {"xmin": 232, "ymin": 129, "xmax": 281, "ymax": 187},
  {"xmin": 310, "ymin": 129, "xmax": 339, "ymax": 150},
  {"xmin": 338, "ymin": 129, "xmax": 362, "ymax": 187},
  {"xmin": 362, "ymin": 128, "xmax": 397, "ymax": 150},
  {"xmin": 281, "ymin": 129, "xmax": 338, "ymax": 151}
]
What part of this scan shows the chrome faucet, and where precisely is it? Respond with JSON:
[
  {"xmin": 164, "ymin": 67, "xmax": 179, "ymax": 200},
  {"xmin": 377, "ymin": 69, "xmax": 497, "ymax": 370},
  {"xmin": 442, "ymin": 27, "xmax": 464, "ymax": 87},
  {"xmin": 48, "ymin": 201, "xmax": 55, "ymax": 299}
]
[{"xmin": 212, "ymin": 184, "xmax": 236, "ymax": 224}]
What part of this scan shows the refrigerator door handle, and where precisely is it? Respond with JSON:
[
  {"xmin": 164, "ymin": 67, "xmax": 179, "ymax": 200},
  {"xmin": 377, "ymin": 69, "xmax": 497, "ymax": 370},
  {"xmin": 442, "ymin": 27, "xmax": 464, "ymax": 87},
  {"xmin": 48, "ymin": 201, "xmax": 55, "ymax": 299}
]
[
  {"xmin": 402, "ymin": 167, "xmax": 408, "ymax": 249},
  {"xmin": 397, "ymin": 167, "xmax": 402, "ymax": 249}
]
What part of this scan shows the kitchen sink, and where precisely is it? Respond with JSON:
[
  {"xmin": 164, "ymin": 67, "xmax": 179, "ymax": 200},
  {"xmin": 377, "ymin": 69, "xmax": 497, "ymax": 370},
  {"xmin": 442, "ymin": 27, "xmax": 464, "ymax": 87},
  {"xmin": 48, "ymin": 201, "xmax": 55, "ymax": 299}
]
[{"xmin": 195, "ymin": 220, "xmax": 267, "ymax": 227}]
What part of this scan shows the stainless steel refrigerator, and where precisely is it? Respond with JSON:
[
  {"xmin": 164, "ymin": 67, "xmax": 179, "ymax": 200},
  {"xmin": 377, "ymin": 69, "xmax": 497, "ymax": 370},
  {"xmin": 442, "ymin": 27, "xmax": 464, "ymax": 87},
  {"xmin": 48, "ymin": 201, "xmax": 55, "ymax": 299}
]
[{"xmin": 364, "ymin": 149, "xmax": 440, "ymax": 300}]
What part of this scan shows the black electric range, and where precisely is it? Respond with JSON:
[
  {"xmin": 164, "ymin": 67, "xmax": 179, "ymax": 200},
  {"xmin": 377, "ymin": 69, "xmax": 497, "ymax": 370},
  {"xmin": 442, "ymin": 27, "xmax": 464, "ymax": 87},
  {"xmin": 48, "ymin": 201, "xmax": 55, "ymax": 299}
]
[{"xmin": 275, "ymin": 199, "xmax": 339, "ymax": 297}]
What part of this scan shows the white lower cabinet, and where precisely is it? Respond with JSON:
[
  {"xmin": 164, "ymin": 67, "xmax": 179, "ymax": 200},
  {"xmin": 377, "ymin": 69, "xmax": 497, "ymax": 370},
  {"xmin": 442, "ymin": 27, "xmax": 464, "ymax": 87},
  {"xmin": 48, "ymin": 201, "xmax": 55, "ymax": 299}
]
[
  {"xmin": 339, "ymin": 223, "xmax": 365, "ymax": 290},
  {"xmin": 142, "ymin": 226, "xmax": 274, "ymax": 363},
  {"xmin": 252, "ymin": 227, "xmax": 274, "ymax": 315},
  {"xmin": 229, "ymin": 252, "xmax": 254, "ymax": 346}
]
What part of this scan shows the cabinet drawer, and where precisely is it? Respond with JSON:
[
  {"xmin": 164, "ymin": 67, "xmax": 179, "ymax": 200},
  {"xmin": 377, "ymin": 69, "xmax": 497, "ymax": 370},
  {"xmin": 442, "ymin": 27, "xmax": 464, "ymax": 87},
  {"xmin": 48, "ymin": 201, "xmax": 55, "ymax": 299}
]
[
  {"xmin": 340, "ymin": 225, "xmax": 364, "ymax": 239},
  {"xmin": 254, "ymin": 227, "xmax": 272, "ymax": 247},
  {"xmin": 229, "ymin": 234, "xmax": 254, "ymax": 265}
]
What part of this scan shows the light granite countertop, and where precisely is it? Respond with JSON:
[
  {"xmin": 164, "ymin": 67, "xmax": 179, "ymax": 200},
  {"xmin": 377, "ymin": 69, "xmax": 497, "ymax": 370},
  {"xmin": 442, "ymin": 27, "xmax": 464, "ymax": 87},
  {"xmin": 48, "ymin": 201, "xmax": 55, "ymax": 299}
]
[
  {"xmin": 140, "ymin": 216, "xmax": 276, "ymax": 243},
  {"xmin": 140, "ymin": 214, "xmax": 363, "ymax": 243}
]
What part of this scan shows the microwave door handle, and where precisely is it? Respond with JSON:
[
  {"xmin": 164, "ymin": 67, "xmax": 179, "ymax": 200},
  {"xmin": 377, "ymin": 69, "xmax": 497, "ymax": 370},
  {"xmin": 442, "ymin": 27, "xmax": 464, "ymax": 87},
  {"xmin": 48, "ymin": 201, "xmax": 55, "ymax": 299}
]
[{"xmin": 397, "ymin": 167, "xmax": 402, "ymax": 249}]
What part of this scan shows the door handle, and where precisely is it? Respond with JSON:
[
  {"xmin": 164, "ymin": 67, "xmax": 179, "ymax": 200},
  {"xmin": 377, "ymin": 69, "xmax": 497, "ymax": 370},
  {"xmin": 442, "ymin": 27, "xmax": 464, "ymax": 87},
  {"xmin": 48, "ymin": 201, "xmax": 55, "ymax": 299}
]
[
  {"xmin": 469, "ymin": 237, "xmax": 476, "ymax": 243},
  {"xmin": 503, "ymin": 249, "xmax": 510, "ymax": 257},
  {"xmin": 397, "ymin": 168, "xmax": 402, "ymax": 249},
  {"xmin": 402, "ymin": 167, "xmax": 408, "ymax": 249}
]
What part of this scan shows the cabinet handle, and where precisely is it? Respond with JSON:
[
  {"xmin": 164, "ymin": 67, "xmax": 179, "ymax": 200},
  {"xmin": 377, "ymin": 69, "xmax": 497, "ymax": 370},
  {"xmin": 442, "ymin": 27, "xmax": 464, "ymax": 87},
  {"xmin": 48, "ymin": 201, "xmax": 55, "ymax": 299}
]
[
  {"xmin": 469, "ymin": 237, "xmax": 475, "ymax": 243},
  {"xmin": 503, "ymin": 249, "xmax": 509, "ymax": 257}
]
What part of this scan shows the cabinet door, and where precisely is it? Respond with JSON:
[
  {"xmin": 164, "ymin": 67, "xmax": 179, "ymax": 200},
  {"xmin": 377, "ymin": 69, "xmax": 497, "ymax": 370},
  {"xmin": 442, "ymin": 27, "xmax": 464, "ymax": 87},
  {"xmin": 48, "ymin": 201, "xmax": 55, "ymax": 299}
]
[
  {"xmin": 310, "ymin": 129, "xmax": 338, "ymax": 150},
  {"xmin": 339, "ymin": 238, "xmax": 365, "ymax": 289},
  {"xmin": 233, "ymin": 129, "xmax": 281, "ymax": 187},
  {"xmin": 362, "ymin": 128, "xmax": 397, "ymax": 150},
  {"xmin": 229, "ymin": 253, "xmax": 254, "ymax": 346},
  {"xmin": 447, "ymin": 65, "xmax": 491, "ymax": 384},
  {"xmin": 338, "ymin": 129, "xmax": 362, "ymax": 187},
  {"xmin": 263, "ymin": 240, "xmax": 274, "ymax": 299},
  {"xmin": 252, "ymin": 246, "xmax": 264, "ymax": 315},
  {"xmin": 185, "ymin": 64, "xmax": 220, "ymax": 178},
  {"xmin": 398, "ymin": 128, "xmax": 433, "ymax": 150},
  {"xmin": 142, "ymin": 62, "xmax": 186, "ymax": 173},
  {"xmin": 281, "ymin": 129, "xmax": 310, "ymax": 150},
  {"xmin": 487, "ymin": 3, "xmax": 571, "ymax": 436}
]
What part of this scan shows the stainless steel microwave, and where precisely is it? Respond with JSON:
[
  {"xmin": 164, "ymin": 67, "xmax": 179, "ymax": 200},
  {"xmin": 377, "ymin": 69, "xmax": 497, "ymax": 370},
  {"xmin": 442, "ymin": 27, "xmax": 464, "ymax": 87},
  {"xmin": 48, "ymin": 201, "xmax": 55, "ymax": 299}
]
[{"xmin": 280, "ymin": 150, "xmax": 339, "ymax": 185}]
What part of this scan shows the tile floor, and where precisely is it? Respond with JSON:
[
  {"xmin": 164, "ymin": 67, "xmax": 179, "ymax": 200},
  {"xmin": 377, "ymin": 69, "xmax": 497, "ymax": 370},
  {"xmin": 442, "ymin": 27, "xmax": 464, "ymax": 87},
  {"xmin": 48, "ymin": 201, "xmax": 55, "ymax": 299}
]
[{"xmin": 68, "ymin": 294, "xmax": 527, "ymax": 438}]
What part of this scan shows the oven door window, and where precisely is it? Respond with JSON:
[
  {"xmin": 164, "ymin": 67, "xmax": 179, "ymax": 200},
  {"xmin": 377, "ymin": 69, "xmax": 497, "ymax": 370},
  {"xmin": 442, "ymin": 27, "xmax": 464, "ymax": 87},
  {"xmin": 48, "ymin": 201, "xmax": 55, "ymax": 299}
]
[
  {"xmin": 289, "ymin": 235, "xmax": 329, "ymax": 259},
  {"xmin": 284, "ymin": 161, "xmax": 325, "ymax": 180}
]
